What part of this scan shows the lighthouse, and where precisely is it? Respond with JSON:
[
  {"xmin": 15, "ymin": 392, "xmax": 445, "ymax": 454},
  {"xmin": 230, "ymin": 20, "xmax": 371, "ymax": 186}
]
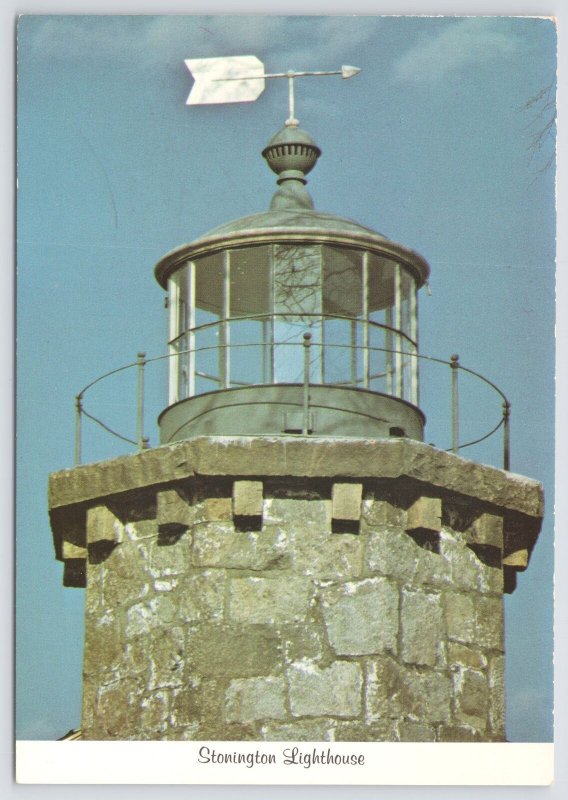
[{"xmin": 48, "ymin": 64, "xmax": 543, "ymax": 743}]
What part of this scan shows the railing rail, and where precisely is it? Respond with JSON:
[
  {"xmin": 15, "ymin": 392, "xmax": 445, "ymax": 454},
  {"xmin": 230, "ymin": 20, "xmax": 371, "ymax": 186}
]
[{"xmin": 74, "ymin": 329, "xmax": 511, "ymax": 470}]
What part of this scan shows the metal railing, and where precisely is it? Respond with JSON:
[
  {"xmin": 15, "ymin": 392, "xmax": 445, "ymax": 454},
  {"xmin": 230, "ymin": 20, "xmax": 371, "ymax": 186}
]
[{"xmin": 73, "ymin": 336, "xmax": 511, "ymax": 470}]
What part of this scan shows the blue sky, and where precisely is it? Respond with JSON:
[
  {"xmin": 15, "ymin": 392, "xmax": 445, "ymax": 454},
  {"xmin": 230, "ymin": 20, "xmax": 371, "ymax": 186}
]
[{"xmin": 16, "ymin": 14, "xmax": 555, "ymax": 742}]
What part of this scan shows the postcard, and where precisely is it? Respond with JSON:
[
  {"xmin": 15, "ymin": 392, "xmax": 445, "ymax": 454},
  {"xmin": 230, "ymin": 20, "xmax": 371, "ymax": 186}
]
[{"xmin": 15, "ymin": 13, "xmax": 556, "ymax": 785}]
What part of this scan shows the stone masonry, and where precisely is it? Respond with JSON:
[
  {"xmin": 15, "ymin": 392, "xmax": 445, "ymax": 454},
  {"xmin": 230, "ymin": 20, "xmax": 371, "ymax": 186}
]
[{"xmin": 48, "ymin": 437, "xmax": 543, "ymax": 742}]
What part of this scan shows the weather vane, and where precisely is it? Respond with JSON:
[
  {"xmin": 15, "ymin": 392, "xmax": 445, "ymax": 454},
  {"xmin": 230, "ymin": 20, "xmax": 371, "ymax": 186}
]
[{"xmin": 185, "ymin": 55, "xmax": 361, "ymax": 127}]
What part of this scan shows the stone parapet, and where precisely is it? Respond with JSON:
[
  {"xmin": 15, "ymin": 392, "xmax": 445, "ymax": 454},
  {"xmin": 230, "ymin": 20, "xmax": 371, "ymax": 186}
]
[{"xmin": 48, "ymin": 436, "xmax": 543, "ymax": 741}]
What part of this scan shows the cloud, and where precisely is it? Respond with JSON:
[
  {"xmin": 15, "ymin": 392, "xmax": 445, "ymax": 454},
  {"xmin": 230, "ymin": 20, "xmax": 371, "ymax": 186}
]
[
  {"xmin": 392, "ymin": 17, "xmax": 519, "ymax": 84},
  {"xmin": 21, "ymin": 14, "xmax": 381, "ymax": 69}
]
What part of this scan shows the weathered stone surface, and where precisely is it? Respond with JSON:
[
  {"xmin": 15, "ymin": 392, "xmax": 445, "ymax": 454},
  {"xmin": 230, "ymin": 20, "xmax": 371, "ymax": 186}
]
[
  {"xmin": 488, "ymin": 654, "xmax": 505, "ymax": 737},
  {"xmin": 443, "ymin": 592, "xmax": 476, "ymax": 644},
  {"xmin": 466, "ymin": 513, "xmax": 503, "ymax": 549},
  {"xmin": 400, "ymin": 589, "xmax": 443, "ymax": 666},
  {"xmin": 288, "ymin": 661, "xmax": 362, "ymax": 718},
  {"xmin": 196, "ymin": 497, "xmax": 233, "ymax": 523},
  {"xmin": 413, "ymin": 545, "xmax": 453, "ymax": 589},
  {"xmin": 263, "ymin": 498, "xmax": 330, "ymax": 528},
  {"xmin": 366, "ymin": 529, "xmax": 417, "ymax": 583},
  {"xmin": 437, "ymin": 724, "xmax": 482, "ymax": 742},
  {"xmin": 233, "ymin": 480, "xmax": 264, "ymax": 517},
  {"xmin": 396, "ymin": 721, "xmax": 437, "ymax": 742},
  {"xmin": 332, "ymin": 483, "xmax": 363, "ymax": 521},
  {"xmin": 192, "ymin": 526, "xmax": 290, "ymax": 571},
  {"xmin": 503, "ymin": 549, "xmax": 529, "ymax": 568},
  {"xmin": 125, "ymin": 595, "xmax": 178, "ymax": 638},
  {"xmin": 365, "ymin": 656, "xmax": 451, "ymax": 723},
  {"xmin": 229, "ymin": 575, "xmax": 312, "ymax": 624},
  {"xmin": 92, "ymin": 678, "xmax": 143, "ymax": 739},
  {"xmin": 139, "ymin": 689, "xmax": 171, "ymax": 736},
  {"xmin": 320, "ymin": 578, "xmax": 399, "ymax": 656},
  {"xmin": 441, "ymin": 535, "xmax": 485, "ymax": 593},
  {"xmin": 186, "ymin": 625, "xmax": 282, "ymax": 678},
  {"xmin": 453, "ymin": 668, "xmax": 488, "ymax": 729},
  {"xmin": 291, "ymin": 527, "xmax": 364, "ymax": 580},
  {"xmin": 87, "ymin": 505, "xmax": 124, "ymax": 545},
  {"xmin": 362, "ymin": 497, "xmax": 404, "ymax": 528},
  {"xmin": 260, "ymin": 719, "xmax": 335, "ymax": 742},
  {"xmin": 49, "ymin": 437, "xmax": 543, "ymax": 519},
  {"xmin": 334, "ymin": 721, "xmax": 397, "ymax": 742},
  {"xmin": 177, "ymin": 570, "xmax": 226, "ymax": 623},
  {"xmin": 62, "ymin": 540, "xmax": 87, "ymax": 560},
  {"xmin": 146, "ymin": 627, "xmax": 185, "ymax": 689},
  {"xmin": 281, "ymin": 624, "xmax": 326, "ymax": 664},
  {"xmin": 475, "ymin": 595, "xmax": 504, "ymax": 651},
  {"xmin": 83, "ymin": 610, "xmax": 123, "ymax": 678},
  {"xmin": 406, "ymin": 496, "xmax": 442, "ymax": 533},
  {"xmin": 157, "ymin": 488, "xmax": 193, "ymax": 528},
  {"xmin": 225, "ymin": 677, "xmax": 287, "ymax": 723},
  {"xmin": 447, "ymin": 642, "xmax": 488, "ymax": 671},
  {"xmin": 149, "ymin": 534, "xmax": 192, "ymax": 575}
]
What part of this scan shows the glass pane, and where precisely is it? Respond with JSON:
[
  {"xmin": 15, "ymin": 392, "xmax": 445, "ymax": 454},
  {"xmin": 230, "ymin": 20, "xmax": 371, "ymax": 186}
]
[
  {"xmin": 273, "ymin": 244, "xmax": 322, "ymax": 322},
  {"xmin": 368, "ymin": 323, "xmax": 391, "ymax": 394},
  {"xmin": 169, "ymin": 266, "xmax": 190, "ymax": 339},
  {"xmin": 322, "ymin": 246, "xmax": 362, "ymax": 317},
  {"xmin": 367, "ymin": 254, "xmax": 396, "ymax": 315},
  {"xmin": 171, "ymin": 333, "xmax": 190, "ymax": 401},
  {"xmin": 230, "ymin": 247, "xmax": 271, "ymax": 318},
  {"xmin": 194, "ymin": 324, "xmax": 221, "ymax": 393},
  {"xmin": 229, "ymin": 318, "xmax": 267, "ymax": 386},
  {"xmin": 323, "ymin": 318, "xmax": 362, "ymax": 386},
  {"xmin": 195, "ymin": 253, "xmax": 224, "ymax": 316}
]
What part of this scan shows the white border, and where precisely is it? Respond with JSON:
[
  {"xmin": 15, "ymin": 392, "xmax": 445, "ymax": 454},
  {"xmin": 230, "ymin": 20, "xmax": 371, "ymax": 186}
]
[{"xmin": 16, "ymin": 742, "xmax": 554, "ymax": 786}]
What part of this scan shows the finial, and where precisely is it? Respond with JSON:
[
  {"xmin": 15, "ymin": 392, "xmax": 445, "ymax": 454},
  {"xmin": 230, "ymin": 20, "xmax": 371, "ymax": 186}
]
[{"xmin": 262, "ymin": 126, "xmax": 321, "ymax": 210}]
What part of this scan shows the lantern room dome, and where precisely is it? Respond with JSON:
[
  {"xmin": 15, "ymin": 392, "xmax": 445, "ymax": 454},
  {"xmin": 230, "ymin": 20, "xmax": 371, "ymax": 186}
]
[{"xmin": 155, "ymin": 207, "xmax": 430, "ymax": 288}]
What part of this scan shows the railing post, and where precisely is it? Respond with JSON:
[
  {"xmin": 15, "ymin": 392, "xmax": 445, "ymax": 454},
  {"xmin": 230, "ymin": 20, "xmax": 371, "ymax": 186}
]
[
  {"xmin": 302, "ymin": 332, "xmax": 311, "ymax": 435},
  {"xmin": 74, "ymin": 394, "xmax": 82, "ymax": 466},
  {"xmin": 450, "ymin": 353, "xmax": 460, "ymax": 455},
  {"xmin": 503, "ymin": 400, "xmax": 511, "ymax": 471},
  {"xmin": 137, "ymin": 352, "xmax": 146, "ymax": 451}
]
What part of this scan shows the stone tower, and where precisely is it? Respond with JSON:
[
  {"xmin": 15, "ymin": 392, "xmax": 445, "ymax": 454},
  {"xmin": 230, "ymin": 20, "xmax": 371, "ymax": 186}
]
[{"xmin": 48, "ymin": 119, "xmax": 543, "ymax": 742}]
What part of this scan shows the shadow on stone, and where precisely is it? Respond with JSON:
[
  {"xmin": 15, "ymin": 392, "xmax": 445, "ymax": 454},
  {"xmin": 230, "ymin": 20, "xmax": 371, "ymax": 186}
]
[
  {"xmin": 406, "ymin": 527, "xmax": 440, "ymax": 554},
  {"xmin": 331, "ymin": 519, "xmax": 360, "ymax": 534},
  {"xmin": 157, "ymin": 523, "xmax": 188, "ymax": 545},
  {"xmin": 88, "ymin": 540, "xmax": 117, "ymax": 564},
  {"xmin": 234, "ymin": 515, "xmax": 263, "ymax": 532},
  {"xmin": 468, "ymin": 543, "xmax": 502, "ymax": 569}
]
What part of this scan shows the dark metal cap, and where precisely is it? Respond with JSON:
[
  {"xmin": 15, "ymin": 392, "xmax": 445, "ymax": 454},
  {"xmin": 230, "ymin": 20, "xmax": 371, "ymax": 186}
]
[{"xmin": 262, "ymin": 126, "xmax": 322, "ymax": 211}]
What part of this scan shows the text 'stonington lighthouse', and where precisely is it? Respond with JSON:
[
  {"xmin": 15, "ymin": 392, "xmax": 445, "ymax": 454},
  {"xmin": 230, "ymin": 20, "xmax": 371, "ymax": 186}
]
[{"xmin": 49, "ymin": 59, "xmax": 543, "ymax": 742}]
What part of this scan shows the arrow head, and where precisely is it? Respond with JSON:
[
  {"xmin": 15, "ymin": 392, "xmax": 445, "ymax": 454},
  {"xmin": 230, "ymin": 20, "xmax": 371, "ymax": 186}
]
[{"xmin": 341, "ymin": 65, "xmax": 361, "ymax": 79}]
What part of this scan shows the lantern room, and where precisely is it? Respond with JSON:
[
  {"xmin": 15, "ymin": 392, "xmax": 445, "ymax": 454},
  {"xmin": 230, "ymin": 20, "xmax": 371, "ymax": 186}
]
[{"xmin": 155, "ymin": 124, "xmax": 430, "ymax": 443}]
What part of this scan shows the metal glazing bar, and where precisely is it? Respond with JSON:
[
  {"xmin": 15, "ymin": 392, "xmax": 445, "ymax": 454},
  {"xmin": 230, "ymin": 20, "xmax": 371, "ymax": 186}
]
[
  {"xmin": 262, "ymin": 318, "xmax": 268, "ymax": 383},
  {"xmin": 303, "ymin": 332, "xmax": 311, "ymax": 434},
  {"xmin": 451, "ymin": 354, "xmax": 460, "ymax": 454},
  {"xmin": 503, "ymin": 401, "xmax": 511, "ymax": 470},
  {"xmin": 410, "ymin": 282, "xmax": 418, "ymax": 406},
  {"xmin": 74, "ymin": 395, "xmax": 82, "ymax": 465},
  {"xmin": 222, "ymin": 251, "xmax": 231, "ymax": 389},
  {"xmin": 168, "ymin": 276, "xmax": 179, "ymax": 405},
  {"xmin": 137, "ymin": 352, "xmax": 146, "ymax": 451},
  {"xmin": 188, "ymin": 262, "xmax": 196, "ymax": 397},
  {"xmin": 350, "ymin": 319, "xmax": 357, "ymax": 386},
  {"xmin": 362, "ymin": 252, "xmax": 369, "ymax": 389},
  {"xmin": 394, "ymin": 264, "xmax": 403, "ymax": 398},
  {"xmin": 385, "ymin": 306, "xmax": 393, "ymax": 395}
]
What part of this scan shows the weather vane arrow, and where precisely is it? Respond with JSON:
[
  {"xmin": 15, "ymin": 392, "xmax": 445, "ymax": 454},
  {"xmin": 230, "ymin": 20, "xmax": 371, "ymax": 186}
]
[{"xmin": 185, "ymin": 55, "xmax": 361, "ymax": 126}]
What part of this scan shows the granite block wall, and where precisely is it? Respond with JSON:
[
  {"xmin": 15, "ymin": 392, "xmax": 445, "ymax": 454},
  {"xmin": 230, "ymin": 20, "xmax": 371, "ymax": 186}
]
[{"xmin": 81, "ymin": 479, "xmax": 506, "ymax": 741}]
